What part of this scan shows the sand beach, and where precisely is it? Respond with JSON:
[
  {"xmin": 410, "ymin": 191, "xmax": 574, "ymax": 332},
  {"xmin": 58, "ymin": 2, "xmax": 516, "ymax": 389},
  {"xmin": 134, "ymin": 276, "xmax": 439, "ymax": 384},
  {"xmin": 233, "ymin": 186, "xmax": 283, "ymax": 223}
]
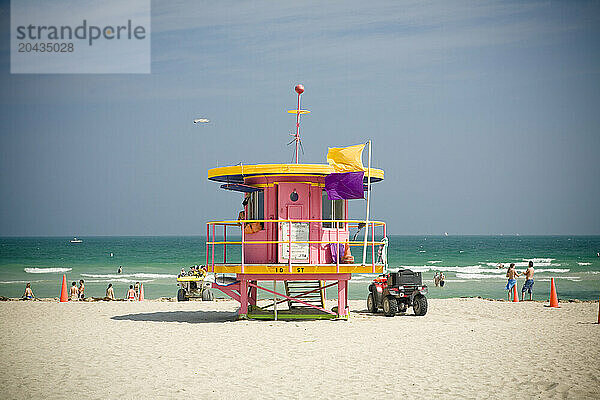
[{"xmin": 0, "ymin": 298, "xmax": 598, "ymax": 399}]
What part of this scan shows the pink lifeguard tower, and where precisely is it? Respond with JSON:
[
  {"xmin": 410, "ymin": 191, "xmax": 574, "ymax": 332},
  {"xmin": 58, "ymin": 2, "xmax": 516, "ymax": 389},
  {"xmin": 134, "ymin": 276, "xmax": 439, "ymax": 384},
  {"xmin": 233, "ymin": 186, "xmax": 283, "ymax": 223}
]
[{"xmin": 206, "ymin": 85, "xmax": 387, "ymax": 319}]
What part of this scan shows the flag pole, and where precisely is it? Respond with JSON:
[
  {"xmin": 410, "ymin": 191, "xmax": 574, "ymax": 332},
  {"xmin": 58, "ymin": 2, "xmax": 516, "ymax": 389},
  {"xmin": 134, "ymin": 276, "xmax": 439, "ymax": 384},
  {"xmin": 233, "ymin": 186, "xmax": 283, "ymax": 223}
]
[{"xmin": 362, "ymin": 140, "xmax": 372, "ymax": 266}]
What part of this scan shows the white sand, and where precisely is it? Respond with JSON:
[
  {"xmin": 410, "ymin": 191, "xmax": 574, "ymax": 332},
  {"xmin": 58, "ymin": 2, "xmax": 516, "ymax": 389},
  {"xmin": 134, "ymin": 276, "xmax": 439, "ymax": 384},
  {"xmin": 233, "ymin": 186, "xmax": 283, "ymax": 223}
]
[{"xmin": 1, "ymin": 298, "xmax": 598, "ymax": 399}]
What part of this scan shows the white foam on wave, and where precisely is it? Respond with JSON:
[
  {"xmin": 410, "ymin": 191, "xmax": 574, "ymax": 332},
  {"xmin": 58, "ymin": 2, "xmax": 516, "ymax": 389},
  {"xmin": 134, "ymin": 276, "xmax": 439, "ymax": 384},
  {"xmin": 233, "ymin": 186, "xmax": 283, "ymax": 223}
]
[
  {"xmin": 0, "ymin": 279, "xmax": 48, "ymax": 284},
  {"xmin": 577, "ymin": 262, "xmax": 591, "ymax": 266},
  {"xmin": 456, "ymin": 273, "xmax": 504, "ymax": 280},
  {"xmin": 84, "ymin": 278, "xmax": 154, "ymax": 284},
  {"xmin": 536, "ymin": 269, "xmax": 570, "ymax": 273},
  {"xmin": 485, "ymin": 260, "xmax": 561, "ymax": 268},
  {"xmin": 81, "ymin": 273, "xmax": 176, "ymax": 279},
  {"xmin": 427, "ymin": 261, "xmax": 442, "ymax": 264},
  {"xmin": 24, "ymin": 267, "xmax": 72, "ymax": 274}
]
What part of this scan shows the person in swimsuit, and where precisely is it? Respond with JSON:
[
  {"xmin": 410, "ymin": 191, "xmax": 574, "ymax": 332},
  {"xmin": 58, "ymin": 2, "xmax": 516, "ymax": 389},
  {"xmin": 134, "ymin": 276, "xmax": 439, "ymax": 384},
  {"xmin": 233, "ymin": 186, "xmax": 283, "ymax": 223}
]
[
  {"xmin": 439, "ymin": 272, "xmax": 446, "ymax": 287},
  {"xmin": 434, "ymin": 272, "xmax": 440, "ymax": 287},
  {"xmin": 105, "ymin": 283, "xmax": 115, "ymax": 300},
  {"xmin": 78, "ymin": 280, "xmax": 85, "ymax": 300},
  {"xmin": 505, "ymin": 263, "xmax": 520, "ymax": 300},
  {"xmin": 70, "ymin": 281, "xmax": 79, "ymax": 301},
  {"xmin": 126, "ymin": 285, "xmax": 136, "ymax": 301},
  {"xmin": 134, "ymin": 282, "xmax": 140, "ymax": 300},
  {"xmin": 521, "ymin": 261, "xmax": 535, "ymax": 301},
  {"xmin": 117, "ymin": 265, "xmax": 122, "ymax": 274},
  {"xmin": 23, "ymin": 283, "xmax": 34, "ymax": 300}
]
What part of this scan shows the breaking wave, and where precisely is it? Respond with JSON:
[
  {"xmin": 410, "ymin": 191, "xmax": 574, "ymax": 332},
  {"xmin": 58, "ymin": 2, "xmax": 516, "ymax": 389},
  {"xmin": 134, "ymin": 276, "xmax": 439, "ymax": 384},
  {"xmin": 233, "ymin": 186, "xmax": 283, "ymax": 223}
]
[{"xmin": 24, "ymin": 267, "xmax": 72, "ymax": 274}]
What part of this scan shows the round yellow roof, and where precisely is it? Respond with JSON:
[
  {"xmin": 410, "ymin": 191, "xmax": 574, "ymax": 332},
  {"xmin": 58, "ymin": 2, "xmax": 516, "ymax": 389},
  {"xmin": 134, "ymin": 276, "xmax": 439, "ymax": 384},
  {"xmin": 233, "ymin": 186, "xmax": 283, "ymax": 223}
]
[{"xmin": 208, "ymin": 164, "xmax": 384, "ymax": 184}]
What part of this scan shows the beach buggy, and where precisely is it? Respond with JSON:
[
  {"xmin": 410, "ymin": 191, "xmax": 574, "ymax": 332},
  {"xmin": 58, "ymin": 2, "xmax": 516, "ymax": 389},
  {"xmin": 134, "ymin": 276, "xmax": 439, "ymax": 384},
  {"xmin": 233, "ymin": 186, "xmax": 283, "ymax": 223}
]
[{"xmin": 367, "ymin": 269, "xmax": 428, "ymax": 317}]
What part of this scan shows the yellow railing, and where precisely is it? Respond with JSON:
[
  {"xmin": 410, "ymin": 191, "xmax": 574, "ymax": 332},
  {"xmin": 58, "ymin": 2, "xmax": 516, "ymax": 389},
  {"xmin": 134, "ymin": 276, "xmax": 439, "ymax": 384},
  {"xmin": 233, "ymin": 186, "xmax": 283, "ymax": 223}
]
[{"xmin": 205, "ymin": 219, "xmax": 387, "ymax": 274}]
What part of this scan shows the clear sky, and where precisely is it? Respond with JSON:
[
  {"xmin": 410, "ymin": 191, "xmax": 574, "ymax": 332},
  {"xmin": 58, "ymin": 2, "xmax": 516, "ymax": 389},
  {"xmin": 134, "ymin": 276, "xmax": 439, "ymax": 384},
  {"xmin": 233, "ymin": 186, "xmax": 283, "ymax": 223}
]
[{"xmin": 1, "ymin": 1, "xmax": 599, "ymax": 236}]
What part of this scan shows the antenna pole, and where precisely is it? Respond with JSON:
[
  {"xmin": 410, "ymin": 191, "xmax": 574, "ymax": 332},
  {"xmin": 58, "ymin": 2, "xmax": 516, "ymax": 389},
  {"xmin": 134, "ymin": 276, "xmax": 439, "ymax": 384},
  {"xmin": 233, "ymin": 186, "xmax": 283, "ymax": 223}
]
[
  {"xmin": 295, "ymin": 90, "xmax": 301, "ymax": 163},
  {"xmin": 294, "ymin": 84, "xmax": 304, "ymax": 164},
  {"xmin": 287, "ymin": 84, "xmax": 309, "ymax": 163}
]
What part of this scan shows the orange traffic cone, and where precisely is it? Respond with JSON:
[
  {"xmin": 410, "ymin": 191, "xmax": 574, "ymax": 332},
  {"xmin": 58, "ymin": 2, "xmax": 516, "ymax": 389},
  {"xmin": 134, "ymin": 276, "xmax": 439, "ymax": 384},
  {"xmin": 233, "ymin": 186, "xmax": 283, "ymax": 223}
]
[
  {"xmin": 512, "ymin": 284, "xmax": 519, "ymax": 303},
  {"xmin": 549, "ymin": 278, "xmax": 559, "ymax": 308},
  {"xmin": 139, "ymin": 284, "xmax": 145, "ymax": 301},
  {"xmin": 59, "ymin": 274, "xmax": 68, "ymax": 302}
]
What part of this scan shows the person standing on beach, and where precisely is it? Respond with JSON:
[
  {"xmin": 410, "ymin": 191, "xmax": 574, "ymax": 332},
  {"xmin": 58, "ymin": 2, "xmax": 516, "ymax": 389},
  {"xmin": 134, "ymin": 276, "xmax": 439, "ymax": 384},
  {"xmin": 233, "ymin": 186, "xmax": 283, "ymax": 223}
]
[
  {"xmin": 22, "ymin": 283, "xmax": 34, "ymax": 300},
  {"xmin": 70, "ymin": 282, "xmax": 79, "ymax": 301},
  {"xmin": 521, "ymin": 261, "xmax": 535, "ymax": 301},
  {"xmin": 126, "ymin": 285, "xmax": 136, "ymax": 301},
  {"xmin": 434, "ymin": 272, "xmax": 440, "ymax": 287},
  {"xmin": 505, "ymin": 263, "xmax": 520, "ymax": 300},
  {"xmin": 78, "ymin": 280, "xmax": 85, "ymax": 300},
  {"xmin": 134, "ymin": 282, "xmax": 140, "ymax": 300},
  {"xmin": 439, "ymin": 272, "xmax": 446, "ymax": 287},
  {"xmin": 106, "ymin": 284, "xmax": 115, "ymax": 300}
]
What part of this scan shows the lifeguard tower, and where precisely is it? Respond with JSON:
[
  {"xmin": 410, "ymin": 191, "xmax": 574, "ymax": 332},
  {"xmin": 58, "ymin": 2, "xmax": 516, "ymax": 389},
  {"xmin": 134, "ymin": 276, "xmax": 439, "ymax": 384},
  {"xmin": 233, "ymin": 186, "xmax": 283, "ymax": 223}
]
[{"xmin": 205, "ymin": 85, "xmax": 387, "ymax": 319}]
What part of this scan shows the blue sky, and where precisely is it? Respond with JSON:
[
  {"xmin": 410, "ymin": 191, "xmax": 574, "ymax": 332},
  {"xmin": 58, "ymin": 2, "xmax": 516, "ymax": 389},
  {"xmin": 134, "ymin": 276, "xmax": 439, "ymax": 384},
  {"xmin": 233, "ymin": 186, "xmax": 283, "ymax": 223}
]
[{"xmin": 1, "ymin": 0, "xmax": 599, "ymax": 235}]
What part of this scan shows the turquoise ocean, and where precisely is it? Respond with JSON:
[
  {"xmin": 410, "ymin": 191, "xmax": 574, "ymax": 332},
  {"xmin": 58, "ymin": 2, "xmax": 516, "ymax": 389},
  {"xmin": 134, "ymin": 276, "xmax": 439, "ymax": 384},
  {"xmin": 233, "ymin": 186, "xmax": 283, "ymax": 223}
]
[{"xmin": 1, "ymin": 236, "xmax": 599, "ymax": 301}]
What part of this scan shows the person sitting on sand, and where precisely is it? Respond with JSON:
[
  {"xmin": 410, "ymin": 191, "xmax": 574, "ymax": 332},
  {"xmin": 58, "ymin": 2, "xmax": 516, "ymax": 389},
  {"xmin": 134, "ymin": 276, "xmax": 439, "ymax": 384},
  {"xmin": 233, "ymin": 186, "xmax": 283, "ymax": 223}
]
[
  {"xmin": 521, "ymin": 261, "xmax": 535, "ymax": 301},
  {"xmin": 78, "ymin": 280, "xmax": 85, "ymax": 300},
  {"xmin": 505, "ymin": 263, "xmax": 520, "ymax": 300},
  {"xmin": 126, "ymin": 285, "xmax": 136, "ymax": 301},
  {"xmin": 105, "ymin": 284, "xmax": 115, "ymax": 300},
  {"xmin": 22, "ymin": 283, "xmax": 34, "ymax": 300},
  {"xmin": 70, "ymin": 281, "xmax": 79, "ymax": 301},
  {"xmin": 439, "ymin": 272, "xmax": 446, "ymax": 287}
]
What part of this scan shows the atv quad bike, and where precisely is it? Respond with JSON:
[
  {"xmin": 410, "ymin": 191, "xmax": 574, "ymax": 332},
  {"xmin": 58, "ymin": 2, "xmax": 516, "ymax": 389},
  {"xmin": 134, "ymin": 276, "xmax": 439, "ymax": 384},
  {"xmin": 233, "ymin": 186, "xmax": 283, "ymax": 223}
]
[{"xmin": 367, "ymin": 269, "xmax": 428, "ymax": 317}]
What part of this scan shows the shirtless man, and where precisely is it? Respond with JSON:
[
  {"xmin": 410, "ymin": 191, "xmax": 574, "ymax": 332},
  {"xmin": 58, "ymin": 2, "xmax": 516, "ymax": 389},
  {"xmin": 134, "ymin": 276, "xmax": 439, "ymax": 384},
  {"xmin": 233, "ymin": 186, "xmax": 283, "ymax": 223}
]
[
  {"xmin": 78, "ymin": 280, "xmax": 85, "ymax": 300},
  {"xmin": 70, "ymin": 281, "xmax": 79, "ymax": 300},
  {"xmin": 521, "ymin": 261, "xmax": 535, "ymax": 301},
  {"xmin": 505, "ymin": 263, "xmax": 520, "ymax": 300}
]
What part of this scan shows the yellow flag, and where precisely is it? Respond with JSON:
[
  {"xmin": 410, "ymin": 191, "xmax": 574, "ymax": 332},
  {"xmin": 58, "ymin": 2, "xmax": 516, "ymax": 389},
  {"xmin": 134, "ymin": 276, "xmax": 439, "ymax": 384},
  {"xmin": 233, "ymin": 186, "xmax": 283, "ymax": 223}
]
[{"xmin": 327, "ymin": 144, "xmax": 365, "ymax": 172}]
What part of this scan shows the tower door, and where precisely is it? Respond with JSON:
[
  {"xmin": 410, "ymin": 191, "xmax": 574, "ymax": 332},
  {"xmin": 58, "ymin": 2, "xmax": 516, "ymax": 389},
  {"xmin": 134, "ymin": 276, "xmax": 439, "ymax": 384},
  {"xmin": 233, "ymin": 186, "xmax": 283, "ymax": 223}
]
[{"xmin": 278, "ymin": 183, "xmax": 310, "ymax": 263}]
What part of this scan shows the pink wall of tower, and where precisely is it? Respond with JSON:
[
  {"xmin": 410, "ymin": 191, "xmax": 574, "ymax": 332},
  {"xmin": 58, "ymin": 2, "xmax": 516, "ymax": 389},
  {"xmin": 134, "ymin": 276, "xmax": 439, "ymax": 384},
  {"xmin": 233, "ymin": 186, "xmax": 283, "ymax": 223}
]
[{"xmin": 242, "ymin": 175, "xmax": 349, "ymax": 264}]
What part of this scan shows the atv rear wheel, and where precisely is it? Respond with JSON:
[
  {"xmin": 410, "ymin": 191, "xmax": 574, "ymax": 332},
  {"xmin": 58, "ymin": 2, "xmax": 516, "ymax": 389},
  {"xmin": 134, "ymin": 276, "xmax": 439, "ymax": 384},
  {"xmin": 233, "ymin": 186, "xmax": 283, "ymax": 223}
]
[
  {"xmin": 177, "ymin": 288, "xmax": 188, "ymax": 302},
  {"xmin": 383, "ymin": 295, "xmax": 398, "ymax": 317},
  {"xmin": 367, "ymin": 292, "xmax": 377, "ymax": 313},
  {"xmin": 413, "ymin": 294, "xmax": 428, "ymax": 316}
]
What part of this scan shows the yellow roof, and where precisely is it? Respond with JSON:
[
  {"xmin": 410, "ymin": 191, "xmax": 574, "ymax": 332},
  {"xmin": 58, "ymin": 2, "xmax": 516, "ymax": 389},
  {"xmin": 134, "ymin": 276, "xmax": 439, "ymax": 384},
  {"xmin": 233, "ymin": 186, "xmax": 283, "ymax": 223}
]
[{"xmin": 207, "ymin": 164, "xmax": 384, "ymax": 184}]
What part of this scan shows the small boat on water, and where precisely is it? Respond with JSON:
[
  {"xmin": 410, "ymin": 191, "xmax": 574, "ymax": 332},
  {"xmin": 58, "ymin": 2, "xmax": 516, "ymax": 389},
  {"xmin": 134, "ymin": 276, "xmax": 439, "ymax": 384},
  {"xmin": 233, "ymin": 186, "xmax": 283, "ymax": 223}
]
[{"xmin": 70, "ymin": 237, "xmax": 83, "ymax": 244}]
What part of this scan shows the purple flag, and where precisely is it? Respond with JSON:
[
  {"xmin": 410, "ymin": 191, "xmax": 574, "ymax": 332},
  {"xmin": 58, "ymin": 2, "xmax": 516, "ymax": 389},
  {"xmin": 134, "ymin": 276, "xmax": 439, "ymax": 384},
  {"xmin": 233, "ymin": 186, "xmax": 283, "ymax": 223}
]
[{"xmin": 324, "ymin": 171, "xmax": 365, "ymax": 200}]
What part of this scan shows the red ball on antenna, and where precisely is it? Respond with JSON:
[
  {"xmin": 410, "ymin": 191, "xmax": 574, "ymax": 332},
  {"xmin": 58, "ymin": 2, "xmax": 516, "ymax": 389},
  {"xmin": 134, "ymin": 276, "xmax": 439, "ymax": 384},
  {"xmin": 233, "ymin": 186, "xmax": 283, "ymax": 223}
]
[{"xmin": 295, "ymin": 84, "xmax": 304, "ymax": 94}]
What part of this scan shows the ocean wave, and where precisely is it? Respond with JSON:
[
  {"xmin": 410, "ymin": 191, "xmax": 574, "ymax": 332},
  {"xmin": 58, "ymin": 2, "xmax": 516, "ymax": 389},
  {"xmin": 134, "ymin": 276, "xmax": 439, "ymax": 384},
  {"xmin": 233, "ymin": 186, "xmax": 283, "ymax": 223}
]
[
  {"xmin": 485, "ymin": 261, "xmax": 560, "ymax": 268},
  {"xmin": 427, "ymin": 261, "xmax": 442, "ymax": 264},
  {"xmin": 24, "ymin": 267, "xmax": 72, "ymax": 274},
  {"xmin": 81, "ymin": 273, "xmax": 176, "ymax": 279},
  {"xmin": 456, "ymin": 273, "xmax": 504, "ymax": 280},
  {"xmin": 577, "ymin": 262, "xmax": 591, "ymax": 266},
  {"xmin": 536, "ymin": 269, "xmax": 570, "ymax": 273},
  {"xmin": 84, "ymin": 278, "xmax": 155, "ymax": 284},
  {"xmin": 0, "ymin": 279, "xmax": 48, "ymax": 284}
]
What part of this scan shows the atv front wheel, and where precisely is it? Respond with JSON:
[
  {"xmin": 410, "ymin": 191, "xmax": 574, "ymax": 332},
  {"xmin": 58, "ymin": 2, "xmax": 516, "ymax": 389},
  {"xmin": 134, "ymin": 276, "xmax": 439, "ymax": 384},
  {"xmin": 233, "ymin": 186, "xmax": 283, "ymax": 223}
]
[
  {"xmin": 367, "ymin": 292, "xmax": 377, "ymax": 313},
  {"xmin": 413, "ymin": 294, "xmax": 428, "ymax": 316},
  {"xmin": 383, "ymin": 295, "xmax": 398, "ymax": 317},
  {"xmin": 202, "ymin": 288, "xmax": 214, "ymax": 301}
]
